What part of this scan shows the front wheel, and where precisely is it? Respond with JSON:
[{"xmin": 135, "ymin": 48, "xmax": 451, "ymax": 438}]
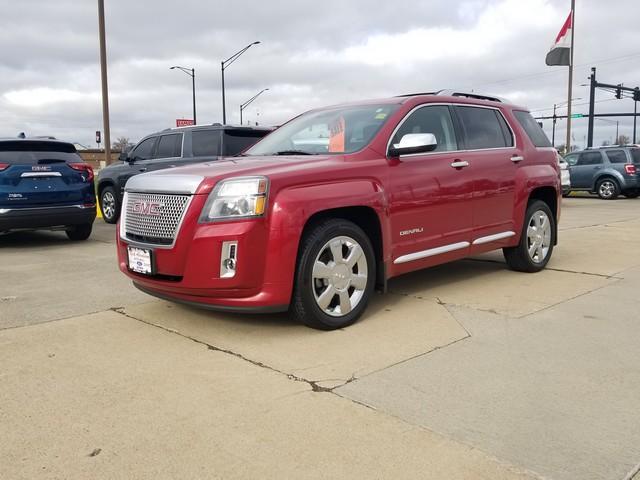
[
  {"xmin": 503, "ymin": 200, "xmax": 555, "ymax": 273},
  {"xmin": 596, "ymin": 178, "xmax": 620, "ymax": 200},
  {"xmin": 66, "ymin": 223, "xmax": 93, "ymax": 241},
  {"xmin": 290, "ymin": 219, "xmax": 375, "ymax": 330}
]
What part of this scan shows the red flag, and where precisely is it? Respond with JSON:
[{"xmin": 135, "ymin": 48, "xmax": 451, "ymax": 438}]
[{"xmin": 546, "ymin": 11, "xmax": 573, "ymax": 66}]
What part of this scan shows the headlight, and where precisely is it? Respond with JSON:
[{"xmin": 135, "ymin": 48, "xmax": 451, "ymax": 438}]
[{"xmin": 199, "ymin": 176, "xmax": 268, "ymax": 222}]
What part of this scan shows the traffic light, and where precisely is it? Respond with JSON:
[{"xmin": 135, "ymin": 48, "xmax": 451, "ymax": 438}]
[
  {"xmin": 615, "ymin": 85, "xmax": 622, "ymax": 99},
  {"xmin": 634, "ymin": 88, "xmax": 640, "ymax": 102}
]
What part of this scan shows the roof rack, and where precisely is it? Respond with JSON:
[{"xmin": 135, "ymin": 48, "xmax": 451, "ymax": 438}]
[
  {"xmin": 396, "ymin": 90, "xmax": 507, "ymax": 103},
  {"xmin": 395, "ymin": 92, "xmax": 438, "ymax": 98},
  {"xmin": 436, "ymin": 90, "xmax": 506, "ymax": 103}
]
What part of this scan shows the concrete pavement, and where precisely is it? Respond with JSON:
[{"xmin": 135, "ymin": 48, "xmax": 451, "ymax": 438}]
[{"xmin": 1, "ymin": 197, "xmax": 640, "ymax": 479}]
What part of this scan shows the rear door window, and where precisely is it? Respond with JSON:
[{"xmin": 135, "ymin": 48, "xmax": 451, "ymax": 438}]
[
  {"xmin": 130, "ymin": 137, "xmax": 156, "ymax": 161},
  {"xmin": 513, "ymin": 111, "xmax": 552, "ymax": 147},
  {"xmin": 604, "ymin": 149, "xmax": 627, "ymax": 164},
  {"xmin": 391, "ymin": 105, "xmax": 458, "ymax": 152},
  {"xmin": 455, "ymin": 106, "xmax": 511, "ymax": 149},
  {"xmin": 0, "ymin": 141, "xmax": 81, "ymax": 165},
  {"xmin": 223, "ymin": 130, "xmax": 270, "ymax": 156},
  {"xmin": 577, "ymin": 151, "xmax": 603, "ymax": 166},
  {"xmin": 192, "ymin": 130, "xmax": 221, "ymax": 157},
  {"xmin": 155, "ymin": 134, "xmax": 183, "ymax": 159}
]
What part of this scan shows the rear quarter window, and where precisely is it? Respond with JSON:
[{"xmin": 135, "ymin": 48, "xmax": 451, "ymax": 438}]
[
  {"xmin": 223, "ymin": 130, "xmax": 269, "ymax": 156},
  {"xmin": 631, "ymin": 149, "xmax": 640, "ymax": 163},
  {"xmin": 0, "ymin": 141, "xmax": 81, "ymax": 165},
  {"xmin": 604, "ymin": 149, "xmax": 627, "ymax": 164},
  {"xmin": 192, "ymin": 130, "xmax": 221, "ymax": 157},
  {"xmin": 513, "ymin": 111, "xmax": 552, "ymax": 148}
]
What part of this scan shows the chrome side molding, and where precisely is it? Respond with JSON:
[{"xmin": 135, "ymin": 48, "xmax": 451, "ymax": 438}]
[
  {"xmin": 472, "ymin": 231, "xmax": 516, "ymax": 245},
  {"xmin": 394, "ymin": 241, "xmax": 470, "ymax": 265}
]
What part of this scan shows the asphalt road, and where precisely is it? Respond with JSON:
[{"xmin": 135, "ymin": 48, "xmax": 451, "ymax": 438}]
[{"xmin": 1, "ymin": 197, "xmax": 640, "ymax": 480}]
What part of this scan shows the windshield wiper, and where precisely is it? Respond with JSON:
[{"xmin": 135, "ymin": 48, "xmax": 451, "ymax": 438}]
[{"xmin": 272, "ymin": 150, "xmax": 313, "ymax": 156}]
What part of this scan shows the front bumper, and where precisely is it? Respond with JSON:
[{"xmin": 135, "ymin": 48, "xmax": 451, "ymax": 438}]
[
  {"xmin": 117, "ymin": 210, "xmax": 297, "ymax": 312},
  {"xmin": 0, "ymin": 204, "xmax": 96, "ymax": 232}
]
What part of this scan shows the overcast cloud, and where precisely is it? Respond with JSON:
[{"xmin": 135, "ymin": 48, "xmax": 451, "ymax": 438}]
[{"xmin": 1, "ymin": 0, "xmax": 639, "ymax": 148}]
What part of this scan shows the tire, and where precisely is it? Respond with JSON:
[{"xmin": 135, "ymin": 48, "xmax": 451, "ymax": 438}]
[
  {"xmin": 503, "ymin": 200, "xmax": 555, "ymax": 273},
  {"xmin": 66, "ymin": 223, "xmax": 93, "ymax": 241},
  {"xmin": 624, "ymin": 191, "xmax": 639, "ymax": 199},
  {"xmin": 100, "ymin": 186, "xmax": 120, "ymax": 224},
  {"xmin": 596, "ymin": 178, "xmax": 620, "ymax": 200},
  {"xmin": 290, "ymin": 219, "xmax": 375, "ymax": 330}
]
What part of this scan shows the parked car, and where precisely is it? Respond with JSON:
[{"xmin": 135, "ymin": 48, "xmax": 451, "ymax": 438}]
[
  {"xmin": 116, "ymin": 91, "xmax": 561, "ymax": 330},
  {"xmin": 563, "ymin": 146, "xmax": 640, "ymax": 199},
  {"xmin": 97, "ymin": 124, "xmax": 273, "ymax": 223},
  {"xmin": 0, "ymin": 138, "xmax": 96, "ymax": 240},
  {"xmin": 558, "ymin": 155, "xmax": 571, "ymax": 196}
]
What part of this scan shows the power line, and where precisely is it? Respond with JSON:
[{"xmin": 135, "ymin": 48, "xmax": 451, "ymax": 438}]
[
  {"xmin": 465, "ymin": 51, "xmax": 640, "ymax": 90},
  {"xmin": 529, "ymin": 97, "xmax": 619, "ymax": 113}
]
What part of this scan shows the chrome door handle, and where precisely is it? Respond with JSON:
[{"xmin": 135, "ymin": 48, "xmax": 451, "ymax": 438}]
[
  {"xmin": 511, "ymin": 155, "xmax": 524, "ymax": 163},
  {"xmin": 450, "ymin": 160, "xmax": 469, "ymax": 169}
]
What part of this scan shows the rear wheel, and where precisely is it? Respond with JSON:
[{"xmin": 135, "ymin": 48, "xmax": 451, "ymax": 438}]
[
  {"xmin": 596, "ymin": 178, "xmax": 620, "ymax": 200},
  {"xmin": 503, "ymin": 200, "xmax": 555, "ymax": 273},
  {"xmin": 100, "ymin": 186, "xmax": 120, "ymax": 223},
  {"xmin": 290, "ymin": 219, "xmax": 375, "ymax": 330},
  {"xmin": 66, "ymin": 223, "xmax": 93, "ymax": 241},
  {"xmin": 624, "ymin": 191, "xmax": 639, "ymax": 199}
]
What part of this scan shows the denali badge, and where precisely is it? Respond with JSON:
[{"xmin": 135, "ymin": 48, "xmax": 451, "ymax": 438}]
[
  {"xmin": 400, "ymin": 227, "xmax": 424, "ymax": 236},
  {"xmin": 132, "ymin": 201, "xmax": 164, "ymax": 216}
]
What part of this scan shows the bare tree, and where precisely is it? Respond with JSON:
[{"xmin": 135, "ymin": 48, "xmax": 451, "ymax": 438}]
[
  {"xmin": 615, "ymin": 134, "xmax": 630, "ymax": 145},
  {"xmin": 112, "ymin": 137, "xmax": 133, "ymax": 151}
]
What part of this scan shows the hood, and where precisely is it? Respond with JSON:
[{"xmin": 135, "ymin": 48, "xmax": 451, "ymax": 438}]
[{"xmin": 125, "ymin": 155, "xmax": 339, "ymax": 194}]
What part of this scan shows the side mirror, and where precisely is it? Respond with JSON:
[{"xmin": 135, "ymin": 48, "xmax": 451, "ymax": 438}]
[
  {"xmin": 118, "ymin": 151, "xmax": 129, "ymax": 162},
  {"xmin": 388, "ymin": 133, "xmax": 438, "ymax": 157}
]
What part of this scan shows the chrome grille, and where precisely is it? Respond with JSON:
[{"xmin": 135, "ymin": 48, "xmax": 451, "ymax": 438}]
[{"xmin": 123, "ymin": 192, "xmax": 190, "ymax": 246}]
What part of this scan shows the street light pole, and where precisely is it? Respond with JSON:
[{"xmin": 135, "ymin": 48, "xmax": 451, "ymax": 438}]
[
  {"xmin": 221, "ymin": 41, "xmax": 260, "ymax": 124},
  {"xmin": 170, "ymin": 66, "xmax": 196, "ymax": 124},
  {"xmin": 240, "ymin": 88, "xmax": 269, "ymax": 125}
]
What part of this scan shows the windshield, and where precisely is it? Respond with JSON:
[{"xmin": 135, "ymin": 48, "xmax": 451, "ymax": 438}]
[{"xmin": 245, "ymin": 103, "xmax": 399, "ymax": 156}]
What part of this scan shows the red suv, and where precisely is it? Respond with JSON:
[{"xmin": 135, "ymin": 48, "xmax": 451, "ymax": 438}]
[{"xmin": 117, "ymin": 91, "xmax": 561, "ymax": 330}]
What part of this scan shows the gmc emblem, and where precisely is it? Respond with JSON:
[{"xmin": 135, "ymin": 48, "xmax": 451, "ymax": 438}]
[{"xmin": 132, "ymin": 201, "xmax": 164, "ymax": 216}]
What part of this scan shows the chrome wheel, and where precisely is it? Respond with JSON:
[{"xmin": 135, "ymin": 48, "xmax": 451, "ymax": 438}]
[
  {"xmin": 598, "ymin": 180, "xmax": 616, "ymax": 199},
  {"xmin": 312, "ymin": 235, "xmax": 368, "ymax": 317},
  {"xmin": 526, "ymin": 210, "xmax": 551, "ymax": 264},
  {"xmin": 102, "ymin": 191, "xmax": 116, "ymax": 220}
]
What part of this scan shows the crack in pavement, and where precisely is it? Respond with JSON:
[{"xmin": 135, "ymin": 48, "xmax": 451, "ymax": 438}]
[
  {"xmin": 111, "ymin": 307, "xmax": 356, "ymax": 394},
  {"xmin": 466, "ymin": 257, "xmax": 622, "ymax": 279},
  {"xmin": 623, "ymin": 461, "xmax": 640, "ymax": 480}
]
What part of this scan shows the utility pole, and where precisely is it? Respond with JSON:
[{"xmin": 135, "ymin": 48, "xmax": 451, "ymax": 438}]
[
  {"xmin": 552, "ymin": 103, "xmax": 557, "ymax": 147},
  {"xmin": 634, "ymin": 87, "xmax": 639, "ymax": 144},
  {"xmin": 240, "ymin": 88, "xmax": 269, "ymax": 125},
  {"xmin": 170, "ymin": 66, "xmax": 197, "ymax": 124},
  {"xmin": 97, "ymin": 0, "xmax": 111, "ymax": 165},
  {"xmin": 587, "ymin": 67, "xmax": 596, "ymax": 148}
]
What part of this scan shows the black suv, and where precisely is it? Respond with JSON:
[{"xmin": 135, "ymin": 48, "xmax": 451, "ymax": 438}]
[{"xmin": 97, "ymin": 124, "xmax": 273, "ymax": 223}]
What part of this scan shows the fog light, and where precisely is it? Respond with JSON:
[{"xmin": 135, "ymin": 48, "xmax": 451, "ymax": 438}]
[{"xmin": 220, "ymin": 241, "xmax": 238, "ymax": 278}]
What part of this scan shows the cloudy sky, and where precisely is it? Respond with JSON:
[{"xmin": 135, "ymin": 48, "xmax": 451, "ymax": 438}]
[{"xmin": 1, "ymin": 0, "xmax": 639, "ymax": 149}]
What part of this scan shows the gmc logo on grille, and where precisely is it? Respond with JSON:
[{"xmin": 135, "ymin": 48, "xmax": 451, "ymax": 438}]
[{"xmin": 132, "ymin": 201, "xmax": 164, "ymax": 216}]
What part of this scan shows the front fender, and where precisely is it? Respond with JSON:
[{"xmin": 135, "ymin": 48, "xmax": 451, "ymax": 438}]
[{"xmin": 262, "ymin": 179, "xmax": 390, "ymax": 294}]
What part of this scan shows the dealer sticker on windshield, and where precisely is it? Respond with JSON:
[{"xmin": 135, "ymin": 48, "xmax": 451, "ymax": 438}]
[{"xmin": 128, "ymin": 247, "xmax": 152, "ymax": 275}]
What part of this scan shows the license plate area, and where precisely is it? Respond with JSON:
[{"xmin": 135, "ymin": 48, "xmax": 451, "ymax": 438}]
[{"xmin": 127, "ymin": 246, "xmax": 154, "ymax": 275}]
